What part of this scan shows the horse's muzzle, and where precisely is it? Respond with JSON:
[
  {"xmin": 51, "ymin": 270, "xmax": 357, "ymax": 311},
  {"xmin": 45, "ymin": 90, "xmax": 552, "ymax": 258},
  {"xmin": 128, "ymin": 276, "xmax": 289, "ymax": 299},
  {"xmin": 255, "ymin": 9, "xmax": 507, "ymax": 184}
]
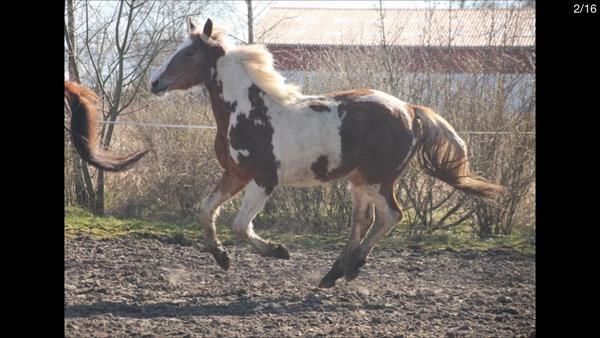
[{"xmin": 150, "ymin": 80, "xmax": 167, "ymax": 95}]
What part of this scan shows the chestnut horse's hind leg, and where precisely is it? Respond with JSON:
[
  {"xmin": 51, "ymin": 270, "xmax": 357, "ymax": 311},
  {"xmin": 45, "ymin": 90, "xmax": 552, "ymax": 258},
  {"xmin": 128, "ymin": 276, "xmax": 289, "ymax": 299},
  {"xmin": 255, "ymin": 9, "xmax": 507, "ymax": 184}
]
[
  {"xmin": 233, "ymin": 181, "xmax": 290, "ymax": 259},
  {"xmin": 344, "ymin": 181, "xmax": 403, "ymax": 282},
  {"xmin": 200, "ymin": 172, "xmax": 248, "ymax": 270},
  {"xmin": 319, "ymin": 179, "xmax": 376, "ymax": 288}
]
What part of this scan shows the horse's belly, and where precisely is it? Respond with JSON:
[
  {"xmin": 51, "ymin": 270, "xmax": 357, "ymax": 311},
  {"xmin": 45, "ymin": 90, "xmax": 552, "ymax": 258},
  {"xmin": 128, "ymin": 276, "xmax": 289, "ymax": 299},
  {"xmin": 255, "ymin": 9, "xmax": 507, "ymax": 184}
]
[
  {"xmin": 278, "ymin": 164, "xmax": 333, "ymax": 187},
  {"xmin": 272, "ymin": 127, "xmax": 344, "ymax": 187},
  {"xmin": 281, "ymin": 177, "xmax": 330, "ymax": 187}
]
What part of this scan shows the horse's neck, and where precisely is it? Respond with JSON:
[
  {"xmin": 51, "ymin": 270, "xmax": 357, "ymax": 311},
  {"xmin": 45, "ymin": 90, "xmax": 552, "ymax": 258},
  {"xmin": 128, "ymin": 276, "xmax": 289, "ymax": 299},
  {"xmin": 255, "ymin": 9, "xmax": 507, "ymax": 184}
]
[
  {"xmin": 206, "ymin": 79, "xmax": 233, "ymax": 137},
  {"xmin": 205, "ymin": 55, "xmax": 262, "ymax": 135},
  {"xmin": 216, "ymin": 55, "xmax": 256, "ymax": 107}
]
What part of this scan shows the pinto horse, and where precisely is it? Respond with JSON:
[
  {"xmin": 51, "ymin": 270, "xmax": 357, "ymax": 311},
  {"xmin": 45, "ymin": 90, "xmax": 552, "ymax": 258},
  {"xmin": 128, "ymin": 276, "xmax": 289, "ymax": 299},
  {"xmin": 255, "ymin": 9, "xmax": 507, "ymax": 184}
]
[
  {"xmin": 64, "ymin": 81, "xmax": 148, "ymax": 171},
  {"xmin": 150, "ymin": 18, "xmax": 503, "ymax": 288}
]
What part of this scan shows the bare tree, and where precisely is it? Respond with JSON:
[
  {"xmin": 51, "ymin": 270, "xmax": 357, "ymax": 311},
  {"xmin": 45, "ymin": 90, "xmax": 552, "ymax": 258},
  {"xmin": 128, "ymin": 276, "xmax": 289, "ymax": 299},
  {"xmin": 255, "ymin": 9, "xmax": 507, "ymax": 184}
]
[
  {"xmin": 222, "ymin": 0, "xmax": 277, "ymax": 45},
  {"xmin": 65, "ymin": 0, "xmax": 97, "ymax": 210},
  {"xmin": 246, "ymin": 0, "xmax": 254, "ymax": 44},
  {"xmin": 69, "ymin": 0, "xmax": 209, "ymax": 215}
]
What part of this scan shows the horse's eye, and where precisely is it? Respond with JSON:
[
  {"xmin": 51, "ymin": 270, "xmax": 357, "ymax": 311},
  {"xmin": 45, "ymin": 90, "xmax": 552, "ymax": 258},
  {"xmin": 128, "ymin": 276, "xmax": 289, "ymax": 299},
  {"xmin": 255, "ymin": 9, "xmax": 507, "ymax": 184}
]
[{"xmin": 185, "ymin": 51, "xmax": 194, "ymax": 57}]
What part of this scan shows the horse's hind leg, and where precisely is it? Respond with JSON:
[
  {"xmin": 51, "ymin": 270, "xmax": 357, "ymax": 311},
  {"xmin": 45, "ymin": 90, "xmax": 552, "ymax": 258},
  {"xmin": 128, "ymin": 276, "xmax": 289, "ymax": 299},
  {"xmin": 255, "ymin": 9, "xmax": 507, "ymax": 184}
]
[
  {"xmin": 200, "ymin": 172, "xmax": 248, "ymax": 270},
  {"xmin": 233, "ymin": 181, "xmax": 290, "ymax": 259},
  {"xmin": 319, "ymin": 178, "xmax": 375, "ymax": 288},
  {"xmin": 344, "ymin": 181, "xmax": 403, "ymax": 282}
]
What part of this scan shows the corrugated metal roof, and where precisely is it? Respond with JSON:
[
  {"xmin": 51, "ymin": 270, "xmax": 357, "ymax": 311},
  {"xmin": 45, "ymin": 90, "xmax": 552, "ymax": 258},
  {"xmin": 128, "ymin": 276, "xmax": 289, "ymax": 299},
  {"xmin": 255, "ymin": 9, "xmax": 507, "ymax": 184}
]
[{"xmin": 255, "ymin": 7, "xmax": 535, "ymax": 47}]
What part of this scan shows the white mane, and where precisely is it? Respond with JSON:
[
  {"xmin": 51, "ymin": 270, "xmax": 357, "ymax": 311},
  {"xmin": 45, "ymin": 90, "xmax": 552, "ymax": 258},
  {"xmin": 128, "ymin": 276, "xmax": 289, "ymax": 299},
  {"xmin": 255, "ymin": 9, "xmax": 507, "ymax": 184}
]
[
  {"xmin": 191, "ymin": 22, "xmax": 302, "ymax": 105},
  {"xmin": 227, "ymin": 44, "xmax": 303, "ymax": 105}
]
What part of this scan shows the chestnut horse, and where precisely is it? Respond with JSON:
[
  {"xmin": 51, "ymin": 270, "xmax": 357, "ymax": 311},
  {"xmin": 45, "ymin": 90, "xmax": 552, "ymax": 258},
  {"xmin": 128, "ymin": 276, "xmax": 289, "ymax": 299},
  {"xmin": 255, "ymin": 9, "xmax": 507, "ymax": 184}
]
[
  {"xmin": 64, "ymin": 81, "xmax": 148, "ymax": 171},
  {"xmin": 150, "ymin": 18, "xmax": 503, "ymax": 288}
]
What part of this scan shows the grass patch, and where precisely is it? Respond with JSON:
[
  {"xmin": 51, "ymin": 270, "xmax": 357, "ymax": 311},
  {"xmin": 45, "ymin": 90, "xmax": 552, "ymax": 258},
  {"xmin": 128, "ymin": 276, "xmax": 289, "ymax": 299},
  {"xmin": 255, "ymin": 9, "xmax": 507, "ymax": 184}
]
[
  {"xmin": 65, "ymin": 207, "xmax": 534, "ymax": 256},
  {"xmin": 65, "ymin": 206, "xmax": 216, "ymax": 242}
]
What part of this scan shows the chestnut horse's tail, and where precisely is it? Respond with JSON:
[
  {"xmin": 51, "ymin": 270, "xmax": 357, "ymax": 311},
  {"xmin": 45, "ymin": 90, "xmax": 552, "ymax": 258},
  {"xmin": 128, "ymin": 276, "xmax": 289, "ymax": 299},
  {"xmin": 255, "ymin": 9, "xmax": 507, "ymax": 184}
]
[
  {"xmin": 64, "ymin": 81, "xmax": 148, "ymax": 172},
  {"xmin": 412, "ymin": 105, "xmax": 504, "ymax": 200}
]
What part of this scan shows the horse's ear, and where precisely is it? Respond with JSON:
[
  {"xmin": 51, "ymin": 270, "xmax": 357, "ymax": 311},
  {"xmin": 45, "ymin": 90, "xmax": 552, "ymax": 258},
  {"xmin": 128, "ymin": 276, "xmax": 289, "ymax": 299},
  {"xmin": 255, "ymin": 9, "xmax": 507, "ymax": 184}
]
[
  {"xmin": 187, "ymin": 17, "xmax": 196, "ymax": 34},
  {"xmin": 203, "ymin": 18, "xmax": 213, "ymax": 37}
]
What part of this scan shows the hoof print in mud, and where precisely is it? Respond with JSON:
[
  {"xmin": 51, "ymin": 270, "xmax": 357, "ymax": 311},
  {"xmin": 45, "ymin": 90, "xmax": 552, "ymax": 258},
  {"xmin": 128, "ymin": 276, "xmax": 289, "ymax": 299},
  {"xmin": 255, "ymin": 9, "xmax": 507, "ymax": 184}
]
[
  {"xmin": 211, "ymin": 249, "xmax": 230, "ymax": 270},
  {"xmin": 264, "ymin": 243, "xmax": 290, "ymax": 259}
]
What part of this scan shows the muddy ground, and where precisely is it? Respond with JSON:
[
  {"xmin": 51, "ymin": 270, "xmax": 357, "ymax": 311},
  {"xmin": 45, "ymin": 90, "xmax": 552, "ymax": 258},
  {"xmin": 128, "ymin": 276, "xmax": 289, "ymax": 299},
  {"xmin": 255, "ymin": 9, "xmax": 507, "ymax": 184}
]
[{"xmin": 64, "ymin": 236, "xmax": 535, "ymax": 337}]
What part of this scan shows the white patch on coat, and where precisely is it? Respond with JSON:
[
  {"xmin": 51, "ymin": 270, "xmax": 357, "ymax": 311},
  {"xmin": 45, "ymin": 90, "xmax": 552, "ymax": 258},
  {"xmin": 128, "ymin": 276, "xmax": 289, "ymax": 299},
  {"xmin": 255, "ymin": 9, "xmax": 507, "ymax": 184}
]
[
  {"xmin": 150, "ymin": 38, "xmax": 193, "ymax": 84},
  {"xmin": 216, "ymin": 55, "xmax": 253, "ymax": 118},
  {"xmin": 216, "ymin": 51, "xmax": 345, "ymax": 187},
  {"xmin": 270, "ymin": 99, "xmax": 345, "ymax": 187},
  {"xmin": 229, "ymin": 145, "xmax": 250, "ymax": 164},
  {"xmin": 216, "ymin": 54, "xmax": 258, "ymax": 157}
]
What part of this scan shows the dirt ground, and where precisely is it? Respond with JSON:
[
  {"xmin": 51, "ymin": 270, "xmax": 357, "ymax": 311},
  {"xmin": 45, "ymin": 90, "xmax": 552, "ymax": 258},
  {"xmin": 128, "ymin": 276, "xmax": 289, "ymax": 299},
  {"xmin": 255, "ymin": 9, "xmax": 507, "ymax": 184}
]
[{"xmin": 64, "ymin": 236, "xmax": 535, "ymax": 337}]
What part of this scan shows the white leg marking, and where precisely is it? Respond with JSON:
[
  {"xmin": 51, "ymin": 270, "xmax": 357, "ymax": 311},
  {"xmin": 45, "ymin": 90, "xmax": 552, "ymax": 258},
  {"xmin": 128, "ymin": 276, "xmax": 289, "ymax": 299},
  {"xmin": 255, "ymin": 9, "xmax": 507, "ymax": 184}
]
[
  {"xmin": 201, "ymin": 190, "xmax": 223, "ymax": 221},
  {"xmin": 233, "ymin": 181, "xmax": 269, "ymax": 240}
]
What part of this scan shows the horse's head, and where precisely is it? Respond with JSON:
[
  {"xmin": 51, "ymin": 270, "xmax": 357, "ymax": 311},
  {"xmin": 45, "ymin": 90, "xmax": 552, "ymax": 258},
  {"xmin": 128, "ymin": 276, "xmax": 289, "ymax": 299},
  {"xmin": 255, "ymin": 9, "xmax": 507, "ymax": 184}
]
[{"xmin": 149, "ymin": 18, "xmax": 224, "ymax": 96}]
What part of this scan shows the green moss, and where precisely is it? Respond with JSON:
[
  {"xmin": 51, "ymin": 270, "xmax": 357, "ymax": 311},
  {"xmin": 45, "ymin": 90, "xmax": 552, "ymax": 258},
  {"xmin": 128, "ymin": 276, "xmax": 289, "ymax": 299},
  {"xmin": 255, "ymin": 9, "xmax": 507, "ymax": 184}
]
[
  {"xmin": 64, "ymin": 207, "xmax": 534, "ymax": 256},
  {"xmin": 65, "ymin": 206, "xmax": 218, "ymax": 242}
]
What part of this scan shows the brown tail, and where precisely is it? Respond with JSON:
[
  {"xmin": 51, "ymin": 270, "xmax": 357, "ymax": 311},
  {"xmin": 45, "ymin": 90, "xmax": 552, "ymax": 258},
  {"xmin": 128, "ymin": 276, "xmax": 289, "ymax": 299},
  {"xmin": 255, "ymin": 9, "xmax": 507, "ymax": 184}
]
[
  {"xmin": 412, "ymin": 105, "xmax": 505, "ymax": 200},
  {"xmin": 64, "ymin": 81, "xmax": 148, "ymax": 172}
]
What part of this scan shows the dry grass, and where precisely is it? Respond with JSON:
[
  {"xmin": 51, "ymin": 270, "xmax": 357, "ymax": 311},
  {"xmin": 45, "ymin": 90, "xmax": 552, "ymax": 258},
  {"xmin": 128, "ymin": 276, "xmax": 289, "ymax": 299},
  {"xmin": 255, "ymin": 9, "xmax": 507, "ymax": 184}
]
[{"xmin": 65, "ymin": 9, "xmax": 535, "ymax": 240}]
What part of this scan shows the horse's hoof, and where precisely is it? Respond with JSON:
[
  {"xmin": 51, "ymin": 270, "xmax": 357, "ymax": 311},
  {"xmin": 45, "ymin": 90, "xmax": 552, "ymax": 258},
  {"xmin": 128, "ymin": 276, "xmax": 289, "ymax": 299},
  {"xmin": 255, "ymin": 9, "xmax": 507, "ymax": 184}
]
[
  {"xmin": 210, "ymin": 248, "xmax": 230, "ymax": 270},
  {"xmin": 344, "ymin": 268, "xmax": 360, "ymax": 282},
  {"xmin": 270, "ymin": 244, "xmax": 290, "ymax": 259},
  {"xmin": 344, "ymin": 255, "xmax": 366, "ymax": 282},
  {"xmin": 319, "ymin": 276, "xmax": 336, "ymax": 288}
]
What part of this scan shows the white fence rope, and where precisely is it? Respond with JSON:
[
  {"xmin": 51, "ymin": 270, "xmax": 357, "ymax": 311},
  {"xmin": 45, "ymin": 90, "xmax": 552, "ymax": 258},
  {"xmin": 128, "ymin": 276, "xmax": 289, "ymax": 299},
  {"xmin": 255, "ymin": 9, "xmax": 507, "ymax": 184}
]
[
  {"xmin": 98, "ymin": 120, "xmax": 534, "ymax": 135},
  {"xmin": 99, "ymin": 120, "xmax": 216, "ymax": 129}
]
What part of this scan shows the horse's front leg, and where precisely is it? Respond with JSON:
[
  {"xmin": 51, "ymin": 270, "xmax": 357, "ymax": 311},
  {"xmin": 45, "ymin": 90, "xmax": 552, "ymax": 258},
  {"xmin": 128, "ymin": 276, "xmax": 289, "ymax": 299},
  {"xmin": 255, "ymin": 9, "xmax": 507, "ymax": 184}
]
[
  {"xmin": 233, "ymin": 181, "xmax": 290, "ymax": 259},
  {"xmin": 200, "ymin": 172, "xmax": 248, "ymax": 270}
]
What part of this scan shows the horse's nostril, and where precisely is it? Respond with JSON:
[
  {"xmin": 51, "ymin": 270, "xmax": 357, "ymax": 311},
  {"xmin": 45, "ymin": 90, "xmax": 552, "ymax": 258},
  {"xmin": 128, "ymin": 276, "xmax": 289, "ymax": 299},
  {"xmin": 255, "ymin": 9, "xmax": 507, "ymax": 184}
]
[{"xmin": 151, "ymin": 80, "xmax": 159, "ymax": 88}]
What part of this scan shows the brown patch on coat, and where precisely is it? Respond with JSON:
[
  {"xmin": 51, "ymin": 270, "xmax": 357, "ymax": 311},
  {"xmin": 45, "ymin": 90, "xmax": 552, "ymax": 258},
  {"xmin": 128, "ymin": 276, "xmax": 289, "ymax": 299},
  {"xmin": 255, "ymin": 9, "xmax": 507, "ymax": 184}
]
[
  {"xmin": 308, "ymin": 102, "xmax": 331, "ymax": 112},
  {"xmin": 309, "ymin": 92, "xmax": 418, "ymax": 212},
  {"xmin": 206, "ymin": 79, "xmax": 249, "ymax": 180},
  {"xmin": 326, "ymin": 88, "xmax": 374, "ymax": 103},
  {"xmin": 204, "ymin": 50, "xmax": 264, "ymax": 186},
  {"xmin": 338, "ymin": 101, "xmax": 415, "ymax": 184},
  {"xmin": 311, "ymin": 155, "xmax": 330, "ymax": 181},
  {"xmin": 228, "ymin": 84, "xmax": 279, "ymax": 194},
  {"xmin": 205, "ymin": 50, "xmax": 279, "ymax": 193}
]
